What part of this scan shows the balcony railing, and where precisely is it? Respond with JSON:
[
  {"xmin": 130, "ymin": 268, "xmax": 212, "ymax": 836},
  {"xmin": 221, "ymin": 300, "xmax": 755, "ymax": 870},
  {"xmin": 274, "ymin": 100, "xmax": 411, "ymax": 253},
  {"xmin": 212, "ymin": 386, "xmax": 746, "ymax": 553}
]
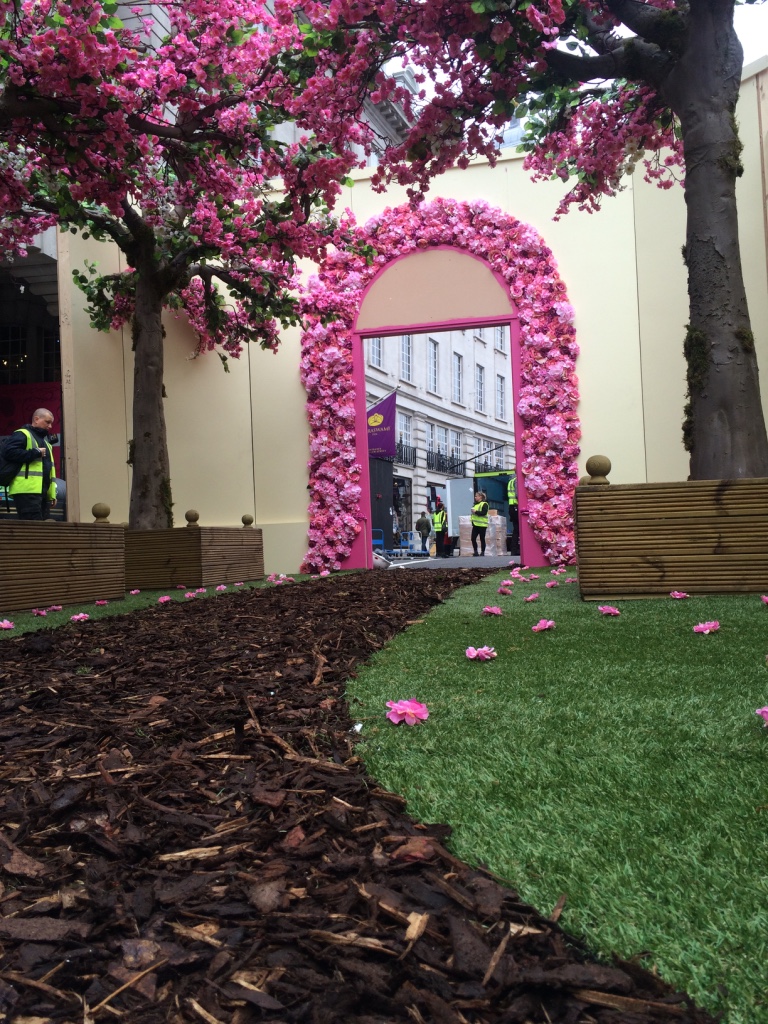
[
  {"xmin": 474, "ymin": 458, "xmax": 505, "ymax": 474},
  {"xmin": 394, "ymin": 441, "xmax": 417, "ymax": 467},
  {"xmin": 426, "ymin": 450, "xmax": 466, "ymax": 476}
]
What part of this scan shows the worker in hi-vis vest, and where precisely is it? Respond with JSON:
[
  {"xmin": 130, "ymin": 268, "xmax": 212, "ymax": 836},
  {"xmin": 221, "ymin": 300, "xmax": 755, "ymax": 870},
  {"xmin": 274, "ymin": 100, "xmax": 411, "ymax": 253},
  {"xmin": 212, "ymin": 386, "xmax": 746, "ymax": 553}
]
[
  {"xmin": 433, "ymin": 501, "xmax": 449, "ymax": 558},
  {"xmin": 470, "ymin": 491, "xmax": 489, "ymax": 556},
  {"xmin": 507, "ymin": 470, "xmax": 519, "ymax": 555}
]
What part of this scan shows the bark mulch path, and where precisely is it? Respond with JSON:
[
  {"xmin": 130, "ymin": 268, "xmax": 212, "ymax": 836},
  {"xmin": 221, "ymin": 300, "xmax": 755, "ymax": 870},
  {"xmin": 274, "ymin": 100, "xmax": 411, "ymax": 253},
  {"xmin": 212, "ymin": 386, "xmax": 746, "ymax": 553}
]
[{"xmin": 0, "ymin": 569, "xmax": 719, "ymax": 1024}]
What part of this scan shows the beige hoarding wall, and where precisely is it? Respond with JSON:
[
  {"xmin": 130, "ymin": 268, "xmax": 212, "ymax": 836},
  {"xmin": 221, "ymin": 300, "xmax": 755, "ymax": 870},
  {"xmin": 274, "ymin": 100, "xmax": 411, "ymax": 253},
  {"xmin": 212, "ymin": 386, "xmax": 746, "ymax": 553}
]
[
  {"xmin": 249, "ymin": 325, "xmax": 312, "ymax": 575},
  {"xmin": 343, "ymin": 155, "xmax": 649, "ymax": 484}
]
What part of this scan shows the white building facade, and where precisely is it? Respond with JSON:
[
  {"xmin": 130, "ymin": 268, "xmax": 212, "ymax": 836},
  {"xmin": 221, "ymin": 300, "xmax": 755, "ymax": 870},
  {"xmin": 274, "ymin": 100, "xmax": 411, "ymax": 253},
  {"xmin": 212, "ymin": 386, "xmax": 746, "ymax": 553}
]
[{"xmin": 363, "ymin": 325, "xmax": 515, "ymax": 535}]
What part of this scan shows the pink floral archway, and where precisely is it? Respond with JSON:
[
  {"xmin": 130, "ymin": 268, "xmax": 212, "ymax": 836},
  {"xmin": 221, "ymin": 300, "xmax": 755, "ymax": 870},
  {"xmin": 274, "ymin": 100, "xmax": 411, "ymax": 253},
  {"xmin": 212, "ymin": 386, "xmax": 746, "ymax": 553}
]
[{"xmin": 299, "ymin": 198, "xmax": 581, "ymax": 573}]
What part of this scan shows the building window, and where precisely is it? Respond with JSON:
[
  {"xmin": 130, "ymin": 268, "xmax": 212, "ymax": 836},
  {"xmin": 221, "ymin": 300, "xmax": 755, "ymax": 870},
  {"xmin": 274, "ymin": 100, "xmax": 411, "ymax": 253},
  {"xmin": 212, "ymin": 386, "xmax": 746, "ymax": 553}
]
[
  {"xmin": 450, "ymin": 430, "xmax": 462, "ymax": 461},
  {"xmin": 452, "ymin": 353, "xmax": 463, "ymax": 403},
  {"xmin": 0, "ymin": 325, "xmax": 27, "ymax": 386},
  {"xmin": 475, "ymin": 364, "xmax": 485, "ymax": 412},
  {"xmin": 427, "ymin": 337, "xmax": 438, "ymax": 393},
  {"xmin": 495, "ymin": 325, "xmax": 506, "ymax": 352},
  {"xmin": 400, "ymin": 334, "xmax": 412, "ymax": 382},
  {"xmin": 475, "ymin": 326, "xmax": 485, "ymax": 342},
  {"xmin": 437, "ymin": 425, "xmax": 448, "ymax": 455},
  {"xmin": 425, "ymin": 421, "xmax": 435, "ymax": 452},
  {"xmin": 397, "ymin": 411, "xmax": 412, "ymax": 446},
  {"xmin": 496, "ymin": 375, "xmax": 506, "ymax": 419},
  {"xmin": 369, "ymin": 336, "xmax": 382, "ymax": 368}
]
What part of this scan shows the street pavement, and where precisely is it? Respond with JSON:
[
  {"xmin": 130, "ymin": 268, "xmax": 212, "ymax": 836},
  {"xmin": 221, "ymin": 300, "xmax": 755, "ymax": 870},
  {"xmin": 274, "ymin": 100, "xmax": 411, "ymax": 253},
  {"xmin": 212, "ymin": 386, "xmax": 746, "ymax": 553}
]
[{"xmin": 385, "ymin": 551, "xmax": 520, "ymax": 571}]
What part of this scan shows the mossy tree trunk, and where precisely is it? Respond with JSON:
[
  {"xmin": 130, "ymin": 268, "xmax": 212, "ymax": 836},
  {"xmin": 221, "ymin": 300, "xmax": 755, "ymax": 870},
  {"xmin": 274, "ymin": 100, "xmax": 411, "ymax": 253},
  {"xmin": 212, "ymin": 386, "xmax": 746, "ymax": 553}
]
[{"xmin": 663, "ymin": 0, "xmax": 768, "ymax": 479}]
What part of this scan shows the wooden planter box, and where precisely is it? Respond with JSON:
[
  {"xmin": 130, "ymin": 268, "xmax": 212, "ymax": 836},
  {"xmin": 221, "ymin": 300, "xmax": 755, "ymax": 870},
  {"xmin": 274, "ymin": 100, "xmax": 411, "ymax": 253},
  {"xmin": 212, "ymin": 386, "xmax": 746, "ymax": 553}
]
[
  {"xmin": 0, "ymin": 522, "xmax": 125, "ymax": 612},
  {"xmin": 575, "ymin": 478, "xmax": 768, "ymax": 599},
  {"xmin": 125, "ymin": 526, "xmax": 264, "ymax": 590}
]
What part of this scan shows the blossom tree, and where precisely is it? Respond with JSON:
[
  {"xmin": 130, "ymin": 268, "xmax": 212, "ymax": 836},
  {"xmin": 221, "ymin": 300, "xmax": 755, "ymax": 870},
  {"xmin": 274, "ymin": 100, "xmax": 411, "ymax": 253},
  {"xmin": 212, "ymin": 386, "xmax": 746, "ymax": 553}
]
[
  {"xmin": 299, "ymin": 0, "xmax": 768, "ymax": 480},
  {"xmin": 0, "ymin": 0, "xmax": 365, "ymax": 528}
]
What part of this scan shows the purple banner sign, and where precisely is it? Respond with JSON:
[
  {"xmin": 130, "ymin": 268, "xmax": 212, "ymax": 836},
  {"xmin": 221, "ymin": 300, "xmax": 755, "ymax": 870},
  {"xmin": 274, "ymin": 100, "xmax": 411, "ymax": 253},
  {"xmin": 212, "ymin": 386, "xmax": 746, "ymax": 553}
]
[{"xmin": 367, "ymin": 392, "xmax": 396, "ymax": 458}]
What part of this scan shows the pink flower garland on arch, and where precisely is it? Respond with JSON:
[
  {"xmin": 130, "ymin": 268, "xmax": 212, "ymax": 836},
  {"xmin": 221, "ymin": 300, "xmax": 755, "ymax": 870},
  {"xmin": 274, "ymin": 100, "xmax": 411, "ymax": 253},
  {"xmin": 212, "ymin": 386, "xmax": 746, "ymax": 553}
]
[{"xmin": 299, "ymin": 198, "xmax": 581, "ymax": 573}]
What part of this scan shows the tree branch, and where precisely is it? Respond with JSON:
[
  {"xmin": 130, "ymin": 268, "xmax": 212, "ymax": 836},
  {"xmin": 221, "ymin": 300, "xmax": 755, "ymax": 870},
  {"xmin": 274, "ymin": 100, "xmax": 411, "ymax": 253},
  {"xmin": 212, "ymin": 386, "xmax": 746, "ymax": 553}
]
[{"xmin": 602, "ymin": 0, "xmax": 683, "ymax": 45}]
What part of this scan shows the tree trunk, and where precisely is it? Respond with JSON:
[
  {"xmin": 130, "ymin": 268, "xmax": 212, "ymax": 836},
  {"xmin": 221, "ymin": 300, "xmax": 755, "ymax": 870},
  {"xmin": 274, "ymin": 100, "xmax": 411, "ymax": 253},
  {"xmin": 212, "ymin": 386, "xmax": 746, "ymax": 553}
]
[
  {"xmin": 662, "ymin": 0, "xmax": 768, "ymax": 479},
  {"xmin": 129, "ymin": 272, "xmax": 173, "ymax": 529}
]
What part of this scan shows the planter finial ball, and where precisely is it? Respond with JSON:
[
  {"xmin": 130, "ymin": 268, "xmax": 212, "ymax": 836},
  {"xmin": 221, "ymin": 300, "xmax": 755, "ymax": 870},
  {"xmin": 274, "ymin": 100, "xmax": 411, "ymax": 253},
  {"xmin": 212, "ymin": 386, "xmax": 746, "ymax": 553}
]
[
  {"xmin": 585, "ymin": 455, "xmax": 611, "ymax": 485},
  {"xmin": 92, "ymin": 503, "xmax": 111, "ymax": 523},
  {"xmin": 185, "ymin": 510, "xmax": 200, "ymax": 527},
  {"xmin": 242, "ymin": 515, "xmax": 254, "ymax": 528}
]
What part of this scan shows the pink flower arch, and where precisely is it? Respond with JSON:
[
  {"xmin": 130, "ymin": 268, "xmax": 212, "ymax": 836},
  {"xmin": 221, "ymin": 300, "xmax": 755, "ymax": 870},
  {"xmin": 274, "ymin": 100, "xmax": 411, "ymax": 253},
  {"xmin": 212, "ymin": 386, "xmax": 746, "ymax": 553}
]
[{"xmin": 299, "ymin": 198, "xmax": 581, "ymax": 573}]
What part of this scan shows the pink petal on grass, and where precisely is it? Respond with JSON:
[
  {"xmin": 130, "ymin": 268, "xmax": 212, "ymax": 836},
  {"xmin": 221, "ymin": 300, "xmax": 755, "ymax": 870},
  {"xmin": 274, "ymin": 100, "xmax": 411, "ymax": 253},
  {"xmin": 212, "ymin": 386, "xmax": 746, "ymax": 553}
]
[
  {"xmin": 761, "ymin": 596, "xmax": 768, "ymax": 605},
  {"xmin": 670, "ymin": 591, "xmax": 689, "ymax": 599},
  {"xmin": 185, "ymin": 592, "xmax": 197, "ymax": 600},
  {"xmin": 157, "ymin": 596, "xmax": 172, "ymax": 605},
  {"xmin": 598, "ymin": 606, "xmax": 620, "ymax": 616},
  {"xmin": 528, "ymin": 574, "xmax": 540, "ymax": 580},
  {"xmin": 755, "ymin": 706, "xmax": 768, "ymax": 726},
  {"xmin": 483, "ymin": 606, "xmax": 503, "ymax": 615},
  {"xmin": 129, "ymin": 590, "xmax": 140, "ymax": 596},
  {"xmin": 693, "ymin": 621, "xmax": 720, "ymax": 634},
  {"xmin": 95, "ymin": 600, "xmax": 108, "ymax": 606},
  {"xmin": 0, "ymin": 619, "xmax": 14, "ymax": 629},
  {"xmin": 216, "ymin": 585, "xmax": 227, "ymax": 592},
  {"xmin": 70, "ymin": 613, "xmax": 89, "ymax": 622},
  {"xmin": 531, "ymin": 619, "xmax": 555, "ymax": 632},
  {"xmin": 47, "ymin": 605, "xmax": 62, "ymax": 612},
  {"xmin": 524, "ymin": 593, "xmax": 539, "ymax": 602},
  {"xmin": 32, "ymin": 608, "xmax": 47, "ymax": 617},
  {"xmin": 386, "ymin": 699, "xmax": 429, "ymax": 725},
  {"xmin": 466, "ymin": 646, "xmax": 497, "ymax": 661},
  {"xmin": 497, "ymin": 586, "xmax": 512, "ymax": 596},
  {"xmin": 545, "ymin": 581, "xmax": 559, "ymax": 589}
]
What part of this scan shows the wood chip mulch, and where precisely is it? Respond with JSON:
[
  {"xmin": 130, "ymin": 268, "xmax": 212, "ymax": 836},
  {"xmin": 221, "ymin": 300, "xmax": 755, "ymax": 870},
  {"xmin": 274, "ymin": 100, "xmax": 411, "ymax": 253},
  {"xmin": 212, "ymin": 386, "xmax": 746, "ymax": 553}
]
[{"xmin": 0, "ymin": 568, "xmax": 719, "ymax": 1023}]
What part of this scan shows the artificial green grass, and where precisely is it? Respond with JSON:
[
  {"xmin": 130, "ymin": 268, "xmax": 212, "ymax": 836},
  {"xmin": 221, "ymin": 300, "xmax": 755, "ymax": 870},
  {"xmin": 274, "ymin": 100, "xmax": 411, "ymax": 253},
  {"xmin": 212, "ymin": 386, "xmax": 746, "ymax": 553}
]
[{"xmin": 348, "ymin": 571, "xmax": 768, "ymax": 1023}]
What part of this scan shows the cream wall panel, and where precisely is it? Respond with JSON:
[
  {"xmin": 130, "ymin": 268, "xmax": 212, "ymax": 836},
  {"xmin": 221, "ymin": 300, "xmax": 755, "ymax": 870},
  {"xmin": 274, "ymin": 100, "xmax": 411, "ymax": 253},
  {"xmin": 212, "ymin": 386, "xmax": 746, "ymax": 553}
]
[
  {"xmin": 57, "ymin": 230, "xmax": 131, "ymax": 522},
  {"xmin": 250, "ymin": 326, "xmax": 311, "ymax": 574}
]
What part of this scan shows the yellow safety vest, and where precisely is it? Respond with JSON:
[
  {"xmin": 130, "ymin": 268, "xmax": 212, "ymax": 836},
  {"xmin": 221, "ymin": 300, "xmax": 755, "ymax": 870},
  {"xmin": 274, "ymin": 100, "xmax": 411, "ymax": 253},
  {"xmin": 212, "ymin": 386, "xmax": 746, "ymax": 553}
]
[
  {"xmin": 433, "ymin": 508, "xmax": 447, "ymax": 532},
  {"xmin": 8, "ymin": 430, "xmax": 56, "ymax": 500},
  {"xmin": 507, "ymin": 472, "xmax": 518, "ymax": 506},
  {"xmin": 471, "ymin": 501, "xmax": 488, "ymax": 527}
]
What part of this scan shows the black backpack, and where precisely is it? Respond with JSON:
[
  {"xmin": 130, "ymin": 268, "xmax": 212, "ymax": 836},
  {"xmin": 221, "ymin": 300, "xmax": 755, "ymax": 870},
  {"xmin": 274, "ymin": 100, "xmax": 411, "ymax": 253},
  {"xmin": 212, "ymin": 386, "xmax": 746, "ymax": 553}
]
[{"xmin": 0, "ymin": 435, "xmax": 20, "ymax": 488}]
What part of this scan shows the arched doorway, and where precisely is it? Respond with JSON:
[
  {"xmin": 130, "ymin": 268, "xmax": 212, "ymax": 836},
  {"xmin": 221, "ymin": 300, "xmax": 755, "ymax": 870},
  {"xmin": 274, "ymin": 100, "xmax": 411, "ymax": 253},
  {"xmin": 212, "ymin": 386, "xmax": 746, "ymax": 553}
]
[{"xmin": 300, "ymin": 199, "xmax": 581, "ymax": 573}]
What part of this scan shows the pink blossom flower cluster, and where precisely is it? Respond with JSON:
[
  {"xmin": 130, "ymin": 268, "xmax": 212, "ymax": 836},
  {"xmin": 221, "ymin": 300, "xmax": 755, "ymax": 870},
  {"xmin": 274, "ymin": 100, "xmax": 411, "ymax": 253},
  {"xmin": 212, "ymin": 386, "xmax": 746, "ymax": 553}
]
[
  {"xmin": 70, "ymin": 613, "xmax": 90, "ymax": 622},
  {"xmin": 693, "ymin": 621, "xmax": 719, "ymax": 634},
  {"xmin": 598, "ymin": 606, "xmax": 620, "ymax": 616},
  {"xmin": 268, "ymin": 573, "xmax": 295, "ymax": 585},
  {"xmin": 531, "ymin": 619, "xmax": 555, "ymax": 632},
  {"xmin": 670, "ymin": 591, "xmax": 689, "ymax": 599},
  {"xmin": 482, "ymin": 606, "xmax": 503, "ymax": 616},
  {"xmin": 0, "ymin": 619, "xmax": 14, "ymax": 630},
  {"xmin": 524, "ymin": 593, "xmax": 539, "ymax": 602},
  {"xmin": 756, "ymin": 707, "xmax": 768, "ymax": 727},
  {"xmin": 386, "ymin": 699, "xmax": 429, "ymax": 725},
  {"xmin": 466, "ymin": 646, "xmax": 497, "ymax": 661},
  {"xmin": 300, "ymin": 199, "xmax": 581, "ymax": 572}
]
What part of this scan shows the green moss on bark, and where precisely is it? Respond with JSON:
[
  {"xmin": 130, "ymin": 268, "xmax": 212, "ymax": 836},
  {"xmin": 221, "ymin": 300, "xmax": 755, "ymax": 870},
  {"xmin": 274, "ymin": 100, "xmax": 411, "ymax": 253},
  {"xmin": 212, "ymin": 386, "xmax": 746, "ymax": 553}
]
[{"xmin": 682, "ymin": 324, "xmax": 710, "ymax": 454}]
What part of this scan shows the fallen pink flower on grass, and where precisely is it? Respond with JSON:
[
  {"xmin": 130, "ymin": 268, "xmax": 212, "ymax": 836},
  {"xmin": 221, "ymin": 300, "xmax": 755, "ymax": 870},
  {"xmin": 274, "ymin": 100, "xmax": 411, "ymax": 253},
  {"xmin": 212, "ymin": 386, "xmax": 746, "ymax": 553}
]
[
  {"xmin": 216, "ymin": 585, "xmax": 227, "ymax": 592},
  {"xmin": 70, "ymin": 613, "xmax": 89, "ymax": 622},
  {"xmin": 32, "ymin": 608, "xmax": 47, "ymax": 617},
  {"xmin": 761, "ymin": 596, "xmax": 768, "ymax": 605},
  {"xmin": 386, "ymin": 699, "xmax": 429, "ymax": 725},
  {"xmin": 528, "ymin": 574, "xmax": 540, "ymax": 580},
  {"xmin": 175, "ymin": 585, "xmax": 187, "ymax": 590},
  {"xmin": 483, "ymin": 606, "xmax": 503, "ymax": 616},
  {"xmin": 598, "ymin": 606, "xmax": 620, "ymax": 616},
  {"xmin": 157, "ymin": 596, "xmax": 172, "ymax": 605},
  {"xmin": 670, "ymin": 591, "xmax": 689, "ymax": 599},
  {"xmin": 95, "ymin": 600, "xmax": 108, "ymax": 606},
  {"xmin": 129, "ymin": 590, "xmax": 140, "ymax": 596},
  {"xmin": 234, "ymin": 582, "xmax": 245, "ymax": 586},
  {"xmin": 532, "ymin": 619, "xmax": 555, "ymax": 632},
  {"xmin": 524, "ymin": 593, "xmax": 539, "ymax": 602},
  {"xmin": 0, "ymin": 620, "xmax": 14, "ymax": 630},
  {"xmin": 497, "ymin": 586, "xmax": 512, "ymax": 596},
  {"xmin": 545, "ymin": 581, "xmax": 559, "ymax": 589},
  {"xmin": 196, "ymin": 588, "xmax": 207, "ymax": 594},
  {"xmin": 565, "ymin": 577, "xmax": 579, "ymax": 583},
  {"xmin": 47, "ymin": 605, "xmax": 63, "ymax": 612},
  {"xmin": 756, "ymin": 707, "xmax": 768, "ymax": 726},
  {"xmin": 693, "ymin": 621, "xmax": 719, "ymax": 634},
  {"xmin": 185, "ymin": 592, "xmax": 197, "ymax": 600},
  {"xmin": 466, "ymin": 646, "xmax": 497, "ymax": 661}
]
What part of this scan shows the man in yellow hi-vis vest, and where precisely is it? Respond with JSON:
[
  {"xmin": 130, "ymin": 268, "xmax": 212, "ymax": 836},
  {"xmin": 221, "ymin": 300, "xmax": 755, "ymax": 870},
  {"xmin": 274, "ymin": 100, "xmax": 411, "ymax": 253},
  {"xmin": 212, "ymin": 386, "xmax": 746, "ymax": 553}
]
[
  {"xmin": 433, "ymin": 500, "xmax": 449, "ymax": 558},
  {"xmin": 507, "ymin": 470, "xmax": 519, "ymax": 555},
  {"xmin": 6, "ymin": 409, "xmax": 58, "ymax": 520},
  {"xmin": 470, "ymin": 490, "xmax": 489, "ymax": 556}
]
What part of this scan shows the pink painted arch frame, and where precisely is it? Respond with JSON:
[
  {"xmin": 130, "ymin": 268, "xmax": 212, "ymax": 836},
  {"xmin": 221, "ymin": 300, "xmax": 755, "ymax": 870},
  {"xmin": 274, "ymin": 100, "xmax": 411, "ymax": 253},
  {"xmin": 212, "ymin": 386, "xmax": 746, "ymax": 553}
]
[{"xmin": 298, "ymin": 198, "xmax": 581, "ymax": 574}]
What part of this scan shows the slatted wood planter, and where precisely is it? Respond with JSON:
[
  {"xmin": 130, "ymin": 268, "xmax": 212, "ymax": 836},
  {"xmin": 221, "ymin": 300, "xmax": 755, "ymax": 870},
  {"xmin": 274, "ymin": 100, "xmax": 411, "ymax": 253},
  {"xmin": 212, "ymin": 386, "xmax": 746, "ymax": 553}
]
[
  {"xmin": 125, "ymin": 527, "xmax": 264, "ymax": 590},
  {"xmin": 0, "ymin": 522, "xmax": 125, "ymax": 612},
  {"xmin": 575, "ymin": 478, "xmax": 768, "ymax": 599}
]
